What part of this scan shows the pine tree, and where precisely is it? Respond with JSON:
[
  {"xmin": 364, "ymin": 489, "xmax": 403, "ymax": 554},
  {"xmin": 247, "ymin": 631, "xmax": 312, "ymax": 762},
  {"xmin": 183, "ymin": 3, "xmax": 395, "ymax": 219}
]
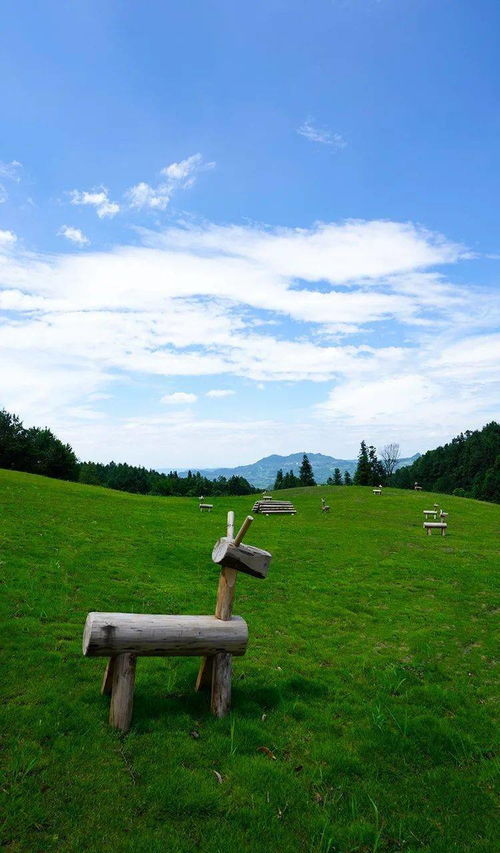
[
  {"xmin": 274, "ymin": 468, "xmax": 284, "ymax": 490},
  {"xmin": 354, "ymin": 441, "xmax": 371, "ymax": 485},
  {"xmin": 299, "ymin": 453, "xmax": 316, "ymax": 486},
  {"xmin": 368, "ymin": 445, "xmax": 385, "ymax": 485},
  {"xmin": 333, "ymin": 467, "xmax": 342, "ymax": 485},
  {"xmin": 344, "ymin": 470, "xmax": 352, "ymax": 485}
]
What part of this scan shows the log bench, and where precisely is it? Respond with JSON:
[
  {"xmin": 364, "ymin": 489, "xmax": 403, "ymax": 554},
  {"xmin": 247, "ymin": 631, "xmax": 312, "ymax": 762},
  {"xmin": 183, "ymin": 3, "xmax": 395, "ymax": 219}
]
[
  {"xmin": 423, "ymin": 510, "xmax": 438, "ymax": 520},
  {"xmin": 83, "ymin": 513, "xmax": 272, "ymax": 732},
  {"xmin": 199, "ymin": 503, "xmax": 213, "ymax": 512},
  {"xmin": 373, "ymin": 489, "xmax": 382, "ymax": 495},
  {"xmin": 423, "ymin": 522, "xmax": 447, "ymax": 536}
]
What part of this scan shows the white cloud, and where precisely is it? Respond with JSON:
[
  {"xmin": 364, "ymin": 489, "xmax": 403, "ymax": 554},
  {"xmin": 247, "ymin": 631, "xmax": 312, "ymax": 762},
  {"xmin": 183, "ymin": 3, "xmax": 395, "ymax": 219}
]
[
  {"xmin": 297, "ymin": 119, "xmax": 346, "ymax": 148},
  {"xmin": 161, "ymin": 392, "xmax": 198, "ymax": 405},
  {"xmin": 126, "ymin": 153, "xmax": 215, "ymax": 211},
  {"xmin": 69, "ymin": 187, "xmax": 120, "ymax": 218},
  {"xmin": 0, "ymin": 216, "xmax": 496, "ymax": 462},
  {"xmin": 0, "ymin": 160, "xmax": 22, "ymax": 181},
  {"xmin": 206, "ymin": 389, "xmax": 235, "ymax": 398},
  {"xmin": 0, "ymin": 161, "xmax": 22, "ymax": 204},
  {"xmin": 58, "ymin": 225, "xmax": 90, "ymax": 246},
  {"xmin": 0, "ymin": 229, "xmax": 16, "ymax": 246}
]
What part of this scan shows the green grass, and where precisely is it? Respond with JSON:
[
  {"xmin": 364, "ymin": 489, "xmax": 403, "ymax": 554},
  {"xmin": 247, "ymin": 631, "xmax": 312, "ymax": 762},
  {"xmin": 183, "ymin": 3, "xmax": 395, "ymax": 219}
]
[{"xmin": 0, "ymin": 470, "xmax": 498, "ymax": 853}]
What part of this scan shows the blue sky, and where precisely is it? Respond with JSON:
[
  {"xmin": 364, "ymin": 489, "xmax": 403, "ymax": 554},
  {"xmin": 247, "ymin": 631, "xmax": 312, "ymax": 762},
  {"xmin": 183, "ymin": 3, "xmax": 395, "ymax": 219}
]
[{"xmin": 0, "ymin": 0, "xmax": 498, "ymax": 468}]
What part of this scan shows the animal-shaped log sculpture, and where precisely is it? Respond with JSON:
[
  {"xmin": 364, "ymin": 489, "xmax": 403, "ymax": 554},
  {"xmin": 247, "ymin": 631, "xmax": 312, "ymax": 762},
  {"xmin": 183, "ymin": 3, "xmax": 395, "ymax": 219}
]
[{"xmin": 82, "ymin": 511, "xmax": 271, "ymax": 731}]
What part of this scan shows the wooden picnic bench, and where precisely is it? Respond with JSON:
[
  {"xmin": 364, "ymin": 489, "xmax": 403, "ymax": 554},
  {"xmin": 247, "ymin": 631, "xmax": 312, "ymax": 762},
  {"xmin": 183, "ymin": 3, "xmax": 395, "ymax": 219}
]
[{"xmin": 423, "ymin": 522, "xmax": 447, "ymax": 536}]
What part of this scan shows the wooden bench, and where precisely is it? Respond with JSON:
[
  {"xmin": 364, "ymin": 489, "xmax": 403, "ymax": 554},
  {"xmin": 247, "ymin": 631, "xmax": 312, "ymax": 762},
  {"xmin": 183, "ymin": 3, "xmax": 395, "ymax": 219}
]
[
  {"xmin": 423, "ymin": 510, "xmax": 438, "ymax": 520},
  {"xmin": 423, "ymin": 522, "xmax": 447, "ymax": 536},
  {"xmin": 414, "ymin": 485, "xmax": 422, "ymax": 491},
  {"xmin": 373, "ymin": 489, "xmax": 382, "ymax": 495},
  {"xmin": 199, "ymin": 503, "xmax": 214, "ymax": 512}
]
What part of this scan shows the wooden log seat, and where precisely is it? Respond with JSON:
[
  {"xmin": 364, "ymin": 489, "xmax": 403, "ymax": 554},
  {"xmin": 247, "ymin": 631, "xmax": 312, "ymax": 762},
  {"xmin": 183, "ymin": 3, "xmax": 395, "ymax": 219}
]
[
  {"xmin": 83, "ymin": 612, "xmax": 248, "ymax": 657},
  {"xmin": 423, "ymin": 522, "xmax": 447, "ymax": 536},
  {"xmin": 83, "ymin": 612, "xmax": 249, "ymax": 732},
  {"xmin": 252, "ymin": 499, "xmax": 297, "ymax": 514},
  {"xmin": 373, "ymin": 489, "xmax": 382, "ymax": 495},
  {"xmin": 199, "ymin": 503, "xmax": 213, "ymax": 512},
  {"xmin": 423, "ymin": 510, "xmax": 438, "ymax": 519}
]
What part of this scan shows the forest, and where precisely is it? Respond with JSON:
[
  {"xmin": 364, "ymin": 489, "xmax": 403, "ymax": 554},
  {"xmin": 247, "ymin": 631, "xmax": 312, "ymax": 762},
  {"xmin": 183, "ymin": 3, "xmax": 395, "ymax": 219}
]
[{"xmin": 392, "ymin": 421, "xmax": 500, "ymax": 503}]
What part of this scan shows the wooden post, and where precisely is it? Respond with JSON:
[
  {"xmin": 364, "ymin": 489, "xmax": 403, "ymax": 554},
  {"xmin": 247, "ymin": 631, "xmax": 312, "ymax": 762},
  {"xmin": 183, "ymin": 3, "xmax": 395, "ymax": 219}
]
[
  {"xmin": 109, "ymin": 652, "xmax": 136, "ymax": 732},
  {"xmin": 101, "ymin": 657, "xmax": 115, "ymax": 696},
  {"xmin": 196, "ymin": 511, "xmax": 249, "ymax": 701},
  {"xmin": 209, "ymin": 513, "xmax": 253, "ymax": 717}
]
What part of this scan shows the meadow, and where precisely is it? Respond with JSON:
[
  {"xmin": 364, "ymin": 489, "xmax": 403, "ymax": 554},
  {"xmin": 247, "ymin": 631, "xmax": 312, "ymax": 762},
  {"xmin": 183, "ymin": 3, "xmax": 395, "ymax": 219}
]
[{"xmin": 0, "ymin": 469, "xmax": 498, "ymax": 853}]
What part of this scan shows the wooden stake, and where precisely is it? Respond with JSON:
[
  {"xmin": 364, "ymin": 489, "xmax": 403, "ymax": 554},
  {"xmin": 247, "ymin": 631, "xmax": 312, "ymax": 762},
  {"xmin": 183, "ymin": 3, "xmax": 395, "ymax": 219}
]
[
  {"xmin": 208, "ymin": 512, "xmax": 253, "ymax": 715},
  {"xmin": 101, "ymin": 657, "xmax": 115, "ymax": 696},
  {"xmin": 234, "ymin": 515, "xmax": 253, "ymax": 546},
  {"xmin": 195, "ymin": 654, "xmax": 214, "ymax": 691},
  {"xmin": 211, "ymin": 652, "xmax": 232, "ymax": 717},
  {"xmin": 109, "ymin": 652, "xmax": 136, "ymax": 732}
]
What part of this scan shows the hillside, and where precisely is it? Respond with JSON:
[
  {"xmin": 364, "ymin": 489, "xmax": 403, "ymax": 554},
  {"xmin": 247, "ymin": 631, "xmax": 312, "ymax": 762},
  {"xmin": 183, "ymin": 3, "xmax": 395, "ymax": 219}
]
[
  {"xmin": 1, "ymin": 468, "xmax": 498, "ymax": 852},
  {"xmin": 393, "ymin": 422, "xmax": 500, "ymax": 502},
  {"xmin": 169, "ymin": 451, "xmax": 420, "ymax": 488}
]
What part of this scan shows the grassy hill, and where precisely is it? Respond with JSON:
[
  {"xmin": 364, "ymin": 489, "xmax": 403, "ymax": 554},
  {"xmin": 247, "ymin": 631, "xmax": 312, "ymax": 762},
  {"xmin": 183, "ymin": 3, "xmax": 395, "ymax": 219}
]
[{"xmin": 0, "ymin": 470, "xmax": 498, "ymax": 853}]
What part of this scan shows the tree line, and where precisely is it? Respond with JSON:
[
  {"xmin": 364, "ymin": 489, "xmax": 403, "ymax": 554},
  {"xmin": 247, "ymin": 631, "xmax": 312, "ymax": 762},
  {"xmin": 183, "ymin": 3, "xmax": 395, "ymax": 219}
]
[
  {"xmin": 0, "ymin": 409, "xmax": 256, "ymax": 497},
  {"xmin": 273, "ymin": 446, "xmax": 388, "ymax": 490},
  {"xmin": 2, "ymin": 408, "xmax": 498, "ymax": 504},
  {"xmin": 391, "ymin": 422, "xmax": 499, "ymax": 503}
]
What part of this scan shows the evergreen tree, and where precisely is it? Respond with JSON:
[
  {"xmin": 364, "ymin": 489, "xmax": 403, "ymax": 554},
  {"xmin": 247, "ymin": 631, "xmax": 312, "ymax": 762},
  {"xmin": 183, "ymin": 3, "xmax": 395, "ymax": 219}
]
[
  {"xmin": 333, "ymin": 467, "xmax": 342, "ymax": 485},
  {"xmin": 274, "ymin": 468, "xmax": 284, "ymax": 490},
  {"xmin": 368, "ymin": 445, "xmax": 385, "ymax": 485},
  {"xmin": 282, "ymin": 469, "xmax": 300, "ymax": 489},
  {"xmin": 299, "ymin": 453, "xmax": 316, "ymax": 486},
  {"xmin": 344, "ymin": 470, "xmax": 352, "ymax": 485},
  {"xmin": 354, "ymin": 441, "xmax": 371, "ymax": 485},
  {"xmin": 392, "ymin": 421, "xmax": 500, "ymax": 503}
]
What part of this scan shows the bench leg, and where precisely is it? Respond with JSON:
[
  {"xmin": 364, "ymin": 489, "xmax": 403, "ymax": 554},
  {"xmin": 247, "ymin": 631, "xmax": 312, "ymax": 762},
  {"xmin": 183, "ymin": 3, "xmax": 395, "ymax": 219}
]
[
  {"xmin": 195, "ymin": 655, "xmax": 214, "ymax": 691},
  {"xmin": 101, "ymin": 657, "xmax": 115, "ymax": 696},
  {"xmin": 211, "ymin": 652, "xmax": 232, "ymax": 718},
  {"xmin": 109, "ymin": 653, "xmax": 136, "ymax": 732}
]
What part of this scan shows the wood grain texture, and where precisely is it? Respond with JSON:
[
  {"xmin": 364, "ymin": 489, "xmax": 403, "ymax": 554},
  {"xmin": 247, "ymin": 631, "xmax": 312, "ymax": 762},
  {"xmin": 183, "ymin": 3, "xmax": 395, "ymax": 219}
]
[
  {"xmin": 211, "ymin": 652, "xmax": 232, "ymax": 718},
  {"xmin": 214, "ymin": 566, "xmax": 238, "ymax": 620},
  {"xmin": 212, "ymin": 538, "xmax": 271, "ymax": 580},
  {"xmin": 109, "ymin": 653, "xmax": 136, "ymax": 731},
  {"xmin": 83, "ymin": 613, "xmax": 248, "ymax": 657}
]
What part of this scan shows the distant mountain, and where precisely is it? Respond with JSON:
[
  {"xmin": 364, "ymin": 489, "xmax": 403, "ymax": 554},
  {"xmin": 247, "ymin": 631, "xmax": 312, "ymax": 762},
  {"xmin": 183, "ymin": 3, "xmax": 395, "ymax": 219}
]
[{"xmin": 159, "ymin": 451, "xmax": 421, "ymax": 488}]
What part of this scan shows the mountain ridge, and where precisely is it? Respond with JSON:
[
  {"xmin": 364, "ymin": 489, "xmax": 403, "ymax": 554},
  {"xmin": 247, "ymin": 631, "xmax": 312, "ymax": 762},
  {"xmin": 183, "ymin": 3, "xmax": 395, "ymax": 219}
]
[{"xmin": 158, "ymin": 451, "xmax": 421, "ymax": 488}]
